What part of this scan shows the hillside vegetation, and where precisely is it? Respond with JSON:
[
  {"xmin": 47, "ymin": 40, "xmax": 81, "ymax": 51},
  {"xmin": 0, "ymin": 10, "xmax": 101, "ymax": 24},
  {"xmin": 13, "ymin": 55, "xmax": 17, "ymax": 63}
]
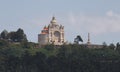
[
  {"xmin": 0, "ymin": 42, "xmax": 120, "ymax": 72},
  {"xmin": 0, "ymin": 29, "xmax": 120, "ymax": 72}
]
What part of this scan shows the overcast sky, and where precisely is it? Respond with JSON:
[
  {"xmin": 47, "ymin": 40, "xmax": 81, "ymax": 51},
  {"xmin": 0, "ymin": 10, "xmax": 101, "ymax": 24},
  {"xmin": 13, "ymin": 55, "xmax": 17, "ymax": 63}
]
[{"xmin": 0, "ymin": 0, "xmax": 120, "ymax": 44}]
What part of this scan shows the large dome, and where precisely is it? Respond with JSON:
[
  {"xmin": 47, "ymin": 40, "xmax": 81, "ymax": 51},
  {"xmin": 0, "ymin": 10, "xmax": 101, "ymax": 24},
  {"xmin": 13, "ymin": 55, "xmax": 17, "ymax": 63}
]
[{"xmin": 51, "ymin": 16, "xmax": 57, "ymax": 23}]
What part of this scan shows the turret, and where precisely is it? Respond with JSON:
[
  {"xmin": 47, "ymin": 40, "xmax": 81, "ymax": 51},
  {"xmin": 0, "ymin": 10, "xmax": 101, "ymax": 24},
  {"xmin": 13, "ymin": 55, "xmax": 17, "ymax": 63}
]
[
  {"xmin": 87, "ymin": 33, "xmax": 91, "ymax": 44},
  {"xmin": 50, "ymin": 16, "xmax": 57, "ymax": 24}
]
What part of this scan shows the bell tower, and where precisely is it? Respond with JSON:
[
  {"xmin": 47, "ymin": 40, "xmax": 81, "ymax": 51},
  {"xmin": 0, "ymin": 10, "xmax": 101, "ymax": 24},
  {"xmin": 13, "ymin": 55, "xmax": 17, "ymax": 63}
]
[{"xmin": 87, "ymin": 33, "xmax": 91, "ymax": 44}]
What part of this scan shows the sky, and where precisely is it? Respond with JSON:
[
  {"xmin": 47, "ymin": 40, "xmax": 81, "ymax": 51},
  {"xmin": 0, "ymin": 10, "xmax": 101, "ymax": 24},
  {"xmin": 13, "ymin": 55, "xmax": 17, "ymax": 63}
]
[{"xmin": 0, "ymin": 0, "xmax": 120, "ymax": 45}]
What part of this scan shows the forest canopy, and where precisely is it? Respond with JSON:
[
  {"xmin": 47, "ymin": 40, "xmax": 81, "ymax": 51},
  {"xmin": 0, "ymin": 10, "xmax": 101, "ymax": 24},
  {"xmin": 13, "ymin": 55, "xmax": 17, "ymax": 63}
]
[{"xmin": 0, "ymin": 29, "xmax": 120, "ymax": 72}]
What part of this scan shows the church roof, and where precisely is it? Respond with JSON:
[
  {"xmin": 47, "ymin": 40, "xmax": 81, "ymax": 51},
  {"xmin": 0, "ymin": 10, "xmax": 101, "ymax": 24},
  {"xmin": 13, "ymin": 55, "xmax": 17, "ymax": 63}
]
[{"xmin": 50, "ymin": 16, "xmax": 57, "ymax": 24}]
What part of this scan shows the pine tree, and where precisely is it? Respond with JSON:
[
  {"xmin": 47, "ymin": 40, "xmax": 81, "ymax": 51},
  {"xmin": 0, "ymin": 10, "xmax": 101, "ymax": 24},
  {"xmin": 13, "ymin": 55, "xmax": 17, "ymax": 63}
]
[{"xmin": 0, "ymin": 30, "xmax": 8, "ymax": 39}]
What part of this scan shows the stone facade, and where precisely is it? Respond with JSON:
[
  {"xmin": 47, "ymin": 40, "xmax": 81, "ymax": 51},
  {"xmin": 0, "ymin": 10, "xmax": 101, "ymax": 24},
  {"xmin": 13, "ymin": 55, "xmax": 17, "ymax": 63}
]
[{"xmin": 38, "ymin": 17, "xmax": 64, "ymax": 46}]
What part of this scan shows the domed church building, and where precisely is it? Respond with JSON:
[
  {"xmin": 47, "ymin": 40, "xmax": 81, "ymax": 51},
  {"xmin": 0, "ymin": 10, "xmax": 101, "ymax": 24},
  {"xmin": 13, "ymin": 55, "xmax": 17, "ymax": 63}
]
[{"xmin": 38, "ymin": 17, "xmax": 64, "ymax": 46}]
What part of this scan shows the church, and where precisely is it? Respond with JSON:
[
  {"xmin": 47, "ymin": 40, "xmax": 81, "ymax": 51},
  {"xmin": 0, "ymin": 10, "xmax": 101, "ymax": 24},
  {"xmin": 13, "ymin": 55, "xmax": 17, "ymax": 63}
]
[
  {"xmin": 38, "ymin": 16, "xmax": 103, "ymax": 48},
  {"xmin": 38, "ymin": 17, "xmax": 64, "ymax": 46}
]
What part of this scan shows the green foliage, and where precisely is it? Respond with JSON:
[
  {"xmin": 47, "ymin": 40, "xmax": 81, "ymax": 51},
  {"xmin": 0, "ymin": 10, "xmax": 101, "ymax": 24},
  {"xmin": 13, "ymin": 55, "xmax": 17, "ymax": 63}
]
[
  {"xmin": 0, "ymin": 30, "xmax": 8, "ymax": 39},
  {"xmin": 109, "ymin": 43, "xmax": 115, "ymax": 50},
  {"xmin": 116, "ymin": 42, "xmax": 120, "ymax": 51},
  {"xmin": 8, "ymin": 28, "xmax": 27, "ymax": 42},
  {"xmin": 0, "ymin": 39, "xmax": 9, "ymax": 47},
  {"xmin": 0, "ymin": 28, "xmax": 120, "ymax": 72},
  {"xmin": 0, "ymin": 44, "xmax": 120, "ymax": 72},
  {"xmin": 16, "ymin": 28, "xmax": 27, "ymax": 42},
  {"xmin": 102, "ymin": 42, "xmax": 108, "ymax": 48},
  {"xmin": 0, "ymin": 28, "xmax": 27, "ymax": 43},
  {"xmin": 74, "ymin": 35, "xmax": 83, "ymax": 44}
]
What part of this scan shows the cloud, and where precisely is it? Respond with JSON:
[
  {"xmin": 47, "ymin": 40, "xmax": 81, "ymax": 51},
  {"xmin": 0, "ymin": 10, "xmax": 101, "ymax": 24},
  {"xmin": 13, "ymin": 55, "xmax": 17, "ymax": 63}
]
[
  {"xmin": 106, "ymin": 10, "xmax": 113, "ymax": 17},
  {"xmin": 67, "ymin": 11, "xmax": 120, "ymax": 35}
]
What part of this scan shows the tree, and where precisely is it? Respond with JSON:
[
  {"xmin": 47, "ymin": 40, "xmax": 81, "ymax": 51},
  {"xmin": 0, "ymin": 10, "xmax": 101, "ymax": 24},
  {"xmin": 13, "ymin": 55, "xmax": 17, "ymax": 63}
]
[
  {"xmin": 0, "ymin": 30, "xmax": 8, "ymax": 39},
  {"xmin": 0, "ymin": 39, "xmax": 9, "ymax": 47},
  {"xmin": 8, "ymin": 31, "xmax": 16, "ymax": 42},
  {"xmin": 103, "ymin": 42, "xmax": 107, "ymax": 48},
  {"xmin": 116, "ymin": 42, "xmax": 120, "ymax": 51},
  {"xmin": 74, "ymin": 35, "xmax": 83, "ymax": 44},
  {"xmin": 109, "ymin": 43, "xmax": 115, "ymax": 50},
  {"xmin": 8, "ymin": 28, "xmax": 27, "ymax": 42},
  {"xmin": 16, "ymin": 28, "xmax": 27, "ymax": 42}
]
